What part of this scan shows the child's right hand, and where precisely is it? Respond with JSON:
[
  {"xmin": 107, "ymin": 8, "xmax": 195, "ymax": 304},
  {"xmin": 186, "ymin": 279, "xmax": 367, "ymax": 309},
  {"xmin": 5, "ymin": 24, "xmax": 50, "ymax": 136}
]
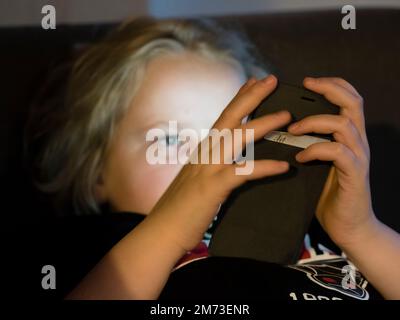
[{"xmin": 149, "ymin": 75, "xmax": 292, "ymax": 252}]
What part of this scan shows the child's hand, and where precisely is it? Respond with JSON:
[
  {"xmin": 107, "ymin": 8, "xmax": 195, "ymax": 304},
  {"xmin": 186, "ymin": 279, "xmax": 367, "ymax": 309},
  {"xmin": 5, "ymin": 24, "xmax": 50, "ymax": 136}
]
[
  {"xmin": 150, "ymin": 75, "xmax": 292, "ymax": 252},
  {"xmin": 287, "ymin": 77, "xmax": 375, "ymax": 249}
]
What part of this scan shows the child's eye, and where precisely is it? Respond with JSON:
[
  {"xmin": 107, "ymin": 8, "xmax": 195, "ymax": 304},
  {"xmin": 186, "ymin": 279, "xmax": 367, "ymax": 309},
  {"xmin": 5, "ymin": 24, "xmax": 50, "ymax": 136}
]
[
  {"xmin": 167, "ymin": 135, "xmax": 179, "ymax": 145},
  {"xmin": 160, "ymin": 135, "xmax": 179, "ymax": 146},
  {"xmin": 166, "ymin": 135, "xmax": 179, "ymax": 146}
]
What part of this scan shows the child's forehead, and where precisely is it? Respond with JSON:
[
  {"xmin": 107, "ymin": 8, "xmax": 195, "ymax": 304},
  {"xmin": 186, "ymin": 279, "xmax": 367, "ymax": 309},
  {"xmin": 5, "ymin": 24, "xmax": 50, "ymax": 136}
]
[
  {"xmin": 131, "ymin": 53, "xmax": 244, "ymax": 109},
  {"xmin": 122, "ymin": 52, "xmax": 245, "ymax": 133},
  {"xmin": 145, "ymin": 51, "xmax": 245, "ymax": 84}
]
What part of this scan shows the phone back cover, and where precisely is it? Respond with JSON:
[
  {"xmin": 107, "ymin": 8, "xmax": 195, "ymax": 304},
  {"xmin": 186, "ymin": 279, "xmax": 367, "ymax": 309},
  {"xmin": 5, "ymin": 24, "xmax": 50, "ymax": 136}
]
[{"xmin": 209, "ymin": 84, "xmax": 338, "ymax": 265}]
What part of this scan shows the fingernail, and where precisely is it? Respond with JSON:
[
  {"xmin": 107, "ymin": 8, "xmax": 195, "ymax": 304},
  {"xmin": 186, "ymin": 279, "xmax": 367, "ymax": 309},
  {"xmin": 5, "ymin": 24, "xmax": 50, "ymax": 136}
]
[
  {"xmin": 277, "ymin": 110, "xmax": 289, "ymax": 116},
  {"xmin": 305, "ymin": 77, "xmax": 315, "ymax": 84},
  {"xmin": 279, "ymin": 161, "xmax": 289, "ymax": 169},
  {"xmin": 289, "ymin": 122, "xmax": 299, "ymax": 130},
  {"xmin": 263, "ymin": 75, "xmax": 275, "ymax": 84}
]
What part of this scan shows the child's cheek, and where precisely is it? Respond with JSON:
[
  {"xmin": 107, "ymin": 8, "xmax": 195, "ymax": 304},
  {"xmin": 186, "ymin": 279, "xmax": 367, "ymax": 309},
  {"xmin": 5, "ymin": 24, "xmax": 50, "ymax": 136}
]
[{"xmin": 129, "ymin": 162, "xmax": 183, "ymax": 213}]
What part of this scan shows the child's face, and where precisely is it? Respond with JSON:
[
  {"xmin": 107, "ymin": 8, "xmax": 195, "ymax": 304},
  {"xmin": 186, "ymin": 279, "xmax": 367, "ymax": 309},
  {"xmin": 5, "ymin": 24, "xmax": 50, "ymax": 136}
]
[{"xmin": 97, "ymin": 51, "xmax": 245, "ymax": 214}]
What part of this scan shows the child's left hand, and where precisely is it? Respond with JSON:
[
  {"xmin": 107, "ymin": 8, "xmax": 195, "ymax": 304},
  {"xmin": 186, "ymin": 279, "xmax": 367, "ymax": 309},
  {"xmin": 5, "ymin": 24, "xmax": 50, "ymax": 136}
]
[{"xmin": 287, "ymin": 77, "xmax": 376, "ymax": 249}]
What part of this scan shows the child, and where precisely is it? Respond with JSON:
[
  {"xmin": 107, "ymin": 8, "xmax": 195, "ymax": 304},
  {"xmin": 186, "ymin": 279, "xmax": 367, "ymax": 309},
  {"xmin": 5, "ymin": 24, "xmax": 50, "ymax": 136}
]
[{"xmin": 31, "ymin": 17, "xmax": 400, "ymax": 299}]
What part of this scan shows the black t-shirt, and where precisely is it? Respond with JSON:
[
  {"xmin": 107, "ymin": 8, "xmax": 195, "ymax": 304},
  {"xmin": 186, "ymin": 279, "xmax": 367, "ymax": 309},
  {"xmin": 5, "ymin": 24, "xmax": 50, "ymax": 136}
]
[{"xmin": 6, "ymin": 212, "xmax": 383, "ymax": 300}]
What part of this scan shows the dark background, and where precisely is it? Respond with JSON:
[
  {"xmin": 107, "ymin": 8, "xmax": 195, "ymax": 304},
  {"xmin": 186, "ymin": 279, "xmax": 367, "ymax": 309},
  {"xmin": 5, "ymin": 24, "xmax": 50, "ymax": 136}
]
[{"xmin": 1, "ymin": 9, "xmax": 399, "ymax": 232}]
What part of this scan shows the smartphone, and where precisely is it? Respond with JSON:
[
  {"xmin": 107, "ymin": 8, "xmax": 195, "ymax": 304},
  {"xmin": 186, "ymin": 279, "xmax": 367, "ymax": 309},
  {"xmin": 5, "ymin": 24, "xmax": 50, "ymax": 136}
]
[{"xmin": 208, "ymin": 82, "xmax": 339, "ymax": 265}]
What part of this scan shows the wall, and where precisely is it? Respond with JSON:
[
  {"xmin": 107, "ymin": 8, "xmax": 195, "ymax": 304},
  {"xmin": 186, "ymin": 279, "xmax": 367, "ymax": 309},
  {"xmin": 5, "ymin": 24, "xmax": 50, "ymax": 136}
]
[{"xmin": 0, "ymin": 0, "xmax": 399, "ymax": 26}]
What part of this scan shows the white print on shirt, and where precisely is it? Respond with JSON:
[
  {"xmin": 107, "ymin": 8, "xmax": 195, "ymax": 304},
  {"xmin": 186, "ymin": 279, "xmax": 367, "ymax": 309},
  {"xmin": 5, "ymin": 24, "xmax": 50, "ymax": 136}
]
[
  {"xmin": 289, "ymin": 292, "xmax": 342, "ymax": 300},
  {"xmin": 289, "ymin": 257, "xmax": 369, "ymax": 300}
]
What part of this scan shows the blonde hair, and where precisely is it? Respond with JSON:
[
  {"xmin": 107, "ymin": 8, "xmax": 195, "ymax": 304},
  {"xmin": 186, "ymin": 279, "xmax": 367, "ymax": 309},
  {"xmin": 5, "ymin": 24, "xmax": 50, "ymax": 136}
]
[{"xmin": 31, "ymin": 17, "xmax": 269, "ymax": 215}]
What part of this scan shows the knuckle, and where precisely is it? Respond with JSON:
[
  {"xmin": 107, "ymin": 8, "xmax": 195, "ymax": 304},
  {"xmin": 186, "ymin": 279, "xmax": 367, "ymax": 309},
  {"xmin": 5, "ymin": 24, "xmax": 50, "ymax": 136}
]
[
  {"xmin": 359, "ymin": 145, "xmax": 371, "ymax": 164},
  {"xmin": 338, "ymin": 116, "xmax": 353, "ymax": 130},
  {"xmin": 220, "ymin": 107, "xmax": 234, "ymax": 121},
  {"xmin": 334, "ymin": 142, "xmax": 347, "ymax": 155},
  {"xmin": 333, "ymin": 77, "xmax": 346, "ymax": 84},
  {"xmin": 354, "ymin": 94, "xmax": 364, "ymax": 108},
  {"xmin": 365, "ymin": 143, "xmax": 371, "ymax": 159},
  {"xmin": 355, "ymin": 158, "xmax": 370, "ymax": 179},
  {"xmin": 358, "ymin": 153, "xmax": 369, "ymax": 167}
]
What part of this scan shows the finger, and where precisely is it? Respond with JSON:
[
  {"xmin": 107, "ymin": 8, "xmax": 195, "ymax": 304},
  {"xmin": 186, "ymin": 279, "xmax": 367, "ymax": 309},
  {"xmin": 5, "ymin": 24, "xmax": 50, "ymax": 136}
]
[
  {"xmin": 328, "ymin": 77, "xmax": 359, "ymax": 96},
  {"xmin": 236, "ymin": 77, "xmax": 258, "ymax": 96},
  {"xmin": 242, "ymin": 159, "xmax": 290, "ymax": 180},
  {"xmin": 238, "ymin": 78, "xmax": 264, "ymax": 125},
  {"xmin": 207, "ymin": 109, "xmax": 291, "ymax": 164},
  {"xmin": 202, "ymin": 113, "xmax": 290, "ymax": 165},
  {"xmin": 295, "ymin": 141, "xmax": 360, "ymax": 176},
  {"xmin": 220, "ymin": 159, "xmax": 290, "ymax": 187},
  {"xmin": 210, "ymin": 78, "xmax": 256, "ymax": 132},
  {"xmin": 237, "ymin": 110, "xmax": 292, "ymax": 150},
  {"xmin": 287, "ymin": 114, "xmax": 368, "ymax": 159},
  {"xmin": 303, "ymin": 77, "xmax": 367, "ymax": 144},
  {"xmin": 213, "ymin": 75, "xmax": 278, "ymax": 130}
]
